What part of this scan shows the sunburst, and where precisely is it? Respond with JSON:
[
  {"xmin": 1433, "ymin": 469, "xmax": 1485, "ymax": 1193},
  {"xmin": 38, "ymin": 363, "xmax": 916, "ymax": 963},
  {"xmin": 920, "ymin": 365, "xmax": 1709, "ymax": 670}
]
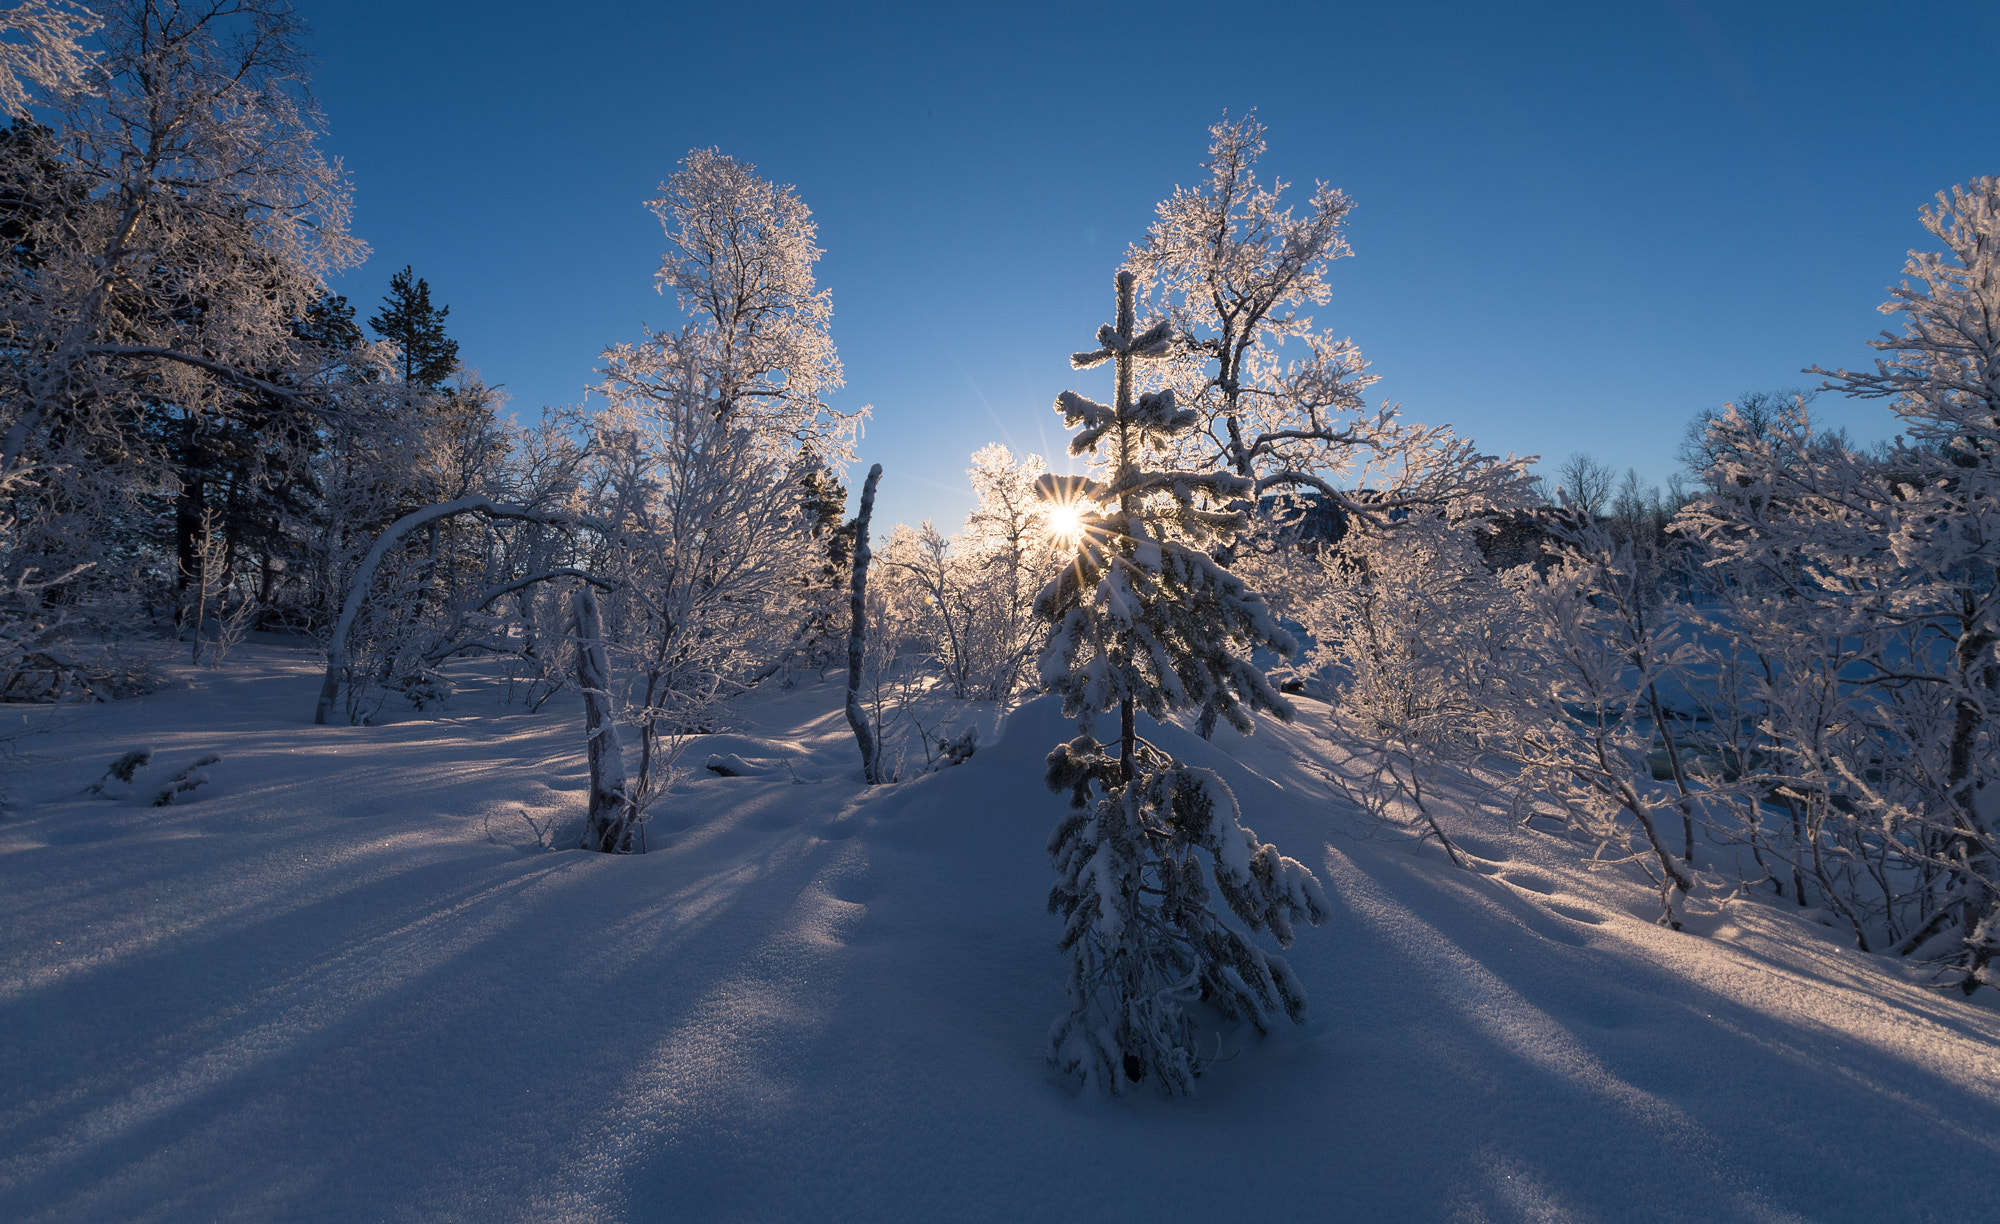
[{"xmin": 1044, "ymin": 500, "xmax": 1088, "ymax": 547}]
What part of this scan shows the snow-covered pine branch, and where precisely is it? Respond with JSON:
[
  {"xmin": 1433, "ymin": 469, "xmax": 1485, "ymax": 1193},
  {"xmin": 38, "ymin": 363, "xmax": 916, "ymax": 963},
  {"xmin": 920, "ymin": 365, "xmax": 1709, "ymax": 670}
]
[{"xmin": 1037, "ymin": 268, "xmax": 1325, "ymax": 1096}]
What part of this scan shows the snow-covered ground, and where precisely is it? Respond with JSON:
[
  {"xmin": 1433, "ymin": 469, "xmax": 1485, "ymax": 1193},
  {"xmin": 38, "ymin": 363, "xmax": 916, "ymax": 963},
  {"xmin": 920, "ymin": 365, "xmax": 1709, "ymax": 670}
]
[{"xmin": 3, "ymin": 641, "xmax": 1996, "ymax": 1223}]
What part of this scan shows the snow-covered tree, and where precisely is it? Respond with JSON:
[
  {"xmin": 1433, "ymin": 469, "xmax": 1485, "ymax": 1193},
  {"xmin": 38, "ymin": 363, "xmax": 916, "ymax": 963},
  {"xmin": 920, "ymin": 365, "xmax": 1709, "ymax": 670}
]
[
  {"xmin": 1678, "ymin": 180, "xmax": 2000, "ymax": 990},
  {"xmin": 1494, "ymin": 512, "xmax": 1706, "ymax": 928},
  {"xmin": 957, "ymin": 444, "xmax": 1061, "ymax": 700},
  {"xmin": 1301, "ymin": 497, "xmax": 1714, "ymax": 926},
  {"xmin": 1127, "ymin": 112, "xmax": 1530, "ymax": 535},
  {"xmin": 882, "ymin": 519, "xmax": 980, "ymax": 699},
  {"xmin": 576, "ymin": 148, "xmax": 853, "ymax": 818},
  {"xmin": 1125, "ymin": 113, "xmax": 1531, "ymax": 743},
  {"xmin": 601, "ymin": 147, "xmax": 850, "ymax": 447},
  {"xmin": 1670, "ymin": 507, "xmax": 1887, "ymax": 947},
  {"xmin": 1038, "ymin": 269, "xmax": 1326, "ymax": 1095},
  {"xmin": 573, "ymin": 582, "xmax": 638, "ymax": 853},
  {"xmin": 578, "ymin": 395, "xmax": 810, "ymax": 808},
  {"xmin": 0, "ymin": 0, "xmax": 371, "ymax": 695},
  {"xmin": 0, "ymin": 1, "xmax": 97, "ymax": 117},
  {"xmin": 1297, "ymin": 513, "xmax": 1524, "ymax": 866}
]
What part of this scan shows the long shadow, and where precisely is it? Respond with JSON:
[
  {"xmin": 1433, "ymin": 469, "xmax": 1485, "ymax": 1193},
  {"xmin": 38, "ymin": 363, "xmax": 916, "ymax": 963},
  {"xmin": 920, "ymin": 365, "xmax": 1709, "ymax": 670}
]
[
  {"xmin": 592, "ymin": 738, "xmax": 2000, "ymax": 1224},
  {"xmin": 2, "ymin": 852, "xmax": 580, "ymax": 1192},
  {"xmin": 1304, "ymin": 841, "xmax": 2000, "ymax": 1222},
  {"xmin": 1, "ymin": 777, "xmax": 870, "ymax": 1224}
]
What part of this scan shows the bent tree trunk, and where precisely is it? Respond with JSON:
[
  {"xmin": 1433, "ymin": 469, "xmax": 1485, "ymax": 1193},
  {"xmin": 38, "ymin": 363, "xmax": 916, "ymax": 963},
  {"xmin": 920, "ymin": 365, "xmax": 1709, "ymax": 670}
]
[
  {"xmin": 844, "ymin": 463, "xmax": 884, "ymax": 784},
  {"xmin": 313, "ymin": 495, "xmax": 591, "ymax": 724},
  {"xmin": 574, "ymin": 585, "xmax": 639, "ymax": 853}
]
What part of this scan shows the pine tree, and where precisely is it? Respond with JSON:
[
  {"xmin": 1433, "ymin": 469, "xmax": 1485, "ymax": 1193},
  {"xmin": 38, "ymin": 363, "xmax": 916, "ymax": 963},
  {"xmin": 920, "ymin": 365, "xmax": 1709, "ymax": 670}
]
[
  {"xmin": 1037, "ymin": 270, "xmax": 1327, "ymax": 1095},
  {"xmin": 368, "ymin": 266, "xmax": 459, "ymax": 389}
]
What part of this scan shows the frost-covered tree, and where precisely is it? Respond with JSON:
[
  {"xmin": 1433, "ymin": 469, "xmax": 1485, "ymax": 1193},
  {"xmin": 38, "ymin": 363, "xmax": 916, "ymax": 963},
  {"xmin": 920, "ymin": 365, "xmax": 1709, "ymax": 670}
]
[
  {"xmin": 601, "ymin": 147, "xmax": 848, "ymax": 446},
  {"xmin": 958, "ymin": 443, "xmax": 1061, "ymax": 700},
  {"xmin": 0, "ymin": 0, "xmax": 371, "ymax": 694},
  {"xmin": 1297, "ymin": 514, "xmax": 1525, "ymax": 866},
  {"xmin": 573, "ymin": 583, "xmax": 637, "ymax": 853},
  {"xmin": 578, "ymin": 394, "xmax": 811, "ymax": 808},
  {"xmin": 882, "ymin": 519, "xmax": 978, "ymax": 699},
  {"xmin": 0, "ymin": 1, "xmax": 97, "ymax": 117},
  {"xmin": 1038, "ymin": 270, "xmax": 1326, "ymax": 1095},
  {"xmin": 1127, "ymin": 114, "xmax": 1529, "ymax": 740},
  {"xmin": 577, "ymin": 148, "xmax": 852, "ymax": 816},
  {"xmin": 1679, "ymin": 179, "xmax": 2000, "ymax": 990},
  {"xmin": 780, "ymin": 447, "xmax": 855, "ymax": 674},
  {"xmin": 1127, "ymin": 112, "xmax": 1529, "ymax": 534},
  {"xmin": 1303, "ymin": 499, "xmax": 1711, "ymax": 925},
  {"xmin": 1495, "ymin": 512, "xmax": 1705, "ymax": 927}
]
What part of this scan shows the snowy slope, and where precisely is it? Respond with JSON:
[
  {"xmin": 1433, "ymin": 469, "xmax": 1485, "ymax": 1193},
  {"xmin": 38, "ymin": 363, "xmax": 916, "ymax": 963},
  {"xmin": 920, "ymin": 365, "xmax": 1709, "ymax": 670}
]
[{"xmin": 3, "ymin": 643, "xmax": 1997, "ymax": 1223}]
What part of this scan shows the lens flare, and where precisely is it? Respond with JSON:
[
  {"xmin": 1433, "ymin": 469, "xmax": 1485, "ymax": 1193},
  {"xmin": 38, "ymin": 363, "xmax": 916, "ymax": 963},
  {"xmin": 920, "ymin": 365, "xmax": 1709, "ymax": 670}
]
[{"xmin": 1045, "ymin": 502, "xmax": 1087, "ymax": 546}]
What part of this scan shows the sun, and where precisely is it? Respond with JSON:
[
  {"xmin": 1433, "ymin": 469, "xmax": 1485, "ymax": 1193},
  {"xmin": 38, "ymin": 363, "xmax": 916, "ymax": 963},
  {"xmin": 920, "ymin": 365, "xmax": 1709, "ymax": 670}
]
[{"xmin": 1044, "ymin": 501, "xmax": 1088, "ymax": 547}]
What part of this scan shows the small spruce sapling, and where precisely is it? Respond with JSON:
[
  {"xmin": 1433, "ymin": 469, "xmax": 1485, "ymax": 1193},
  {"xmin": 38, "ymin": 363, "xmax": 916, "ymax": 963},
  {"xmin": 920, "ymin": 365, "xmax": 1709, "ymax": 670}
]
[
  {"xmin": 1037, "ymin": 270, "xmax": 1327, "ymax": 1095},
  {"xmin": 85, "ymin": 748, "xmax": 153, "ymax": 798}
]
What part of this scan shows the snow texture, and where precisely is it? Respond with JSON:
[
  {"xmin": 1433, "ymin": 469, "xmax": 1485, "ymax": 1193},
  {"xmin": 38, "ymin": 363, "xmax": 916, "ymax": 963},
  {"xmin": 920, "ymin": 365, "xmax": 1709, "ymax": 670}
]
[{"xmin": 1, "ymin": 641, "xmax": 1997, "ymax": 1221}]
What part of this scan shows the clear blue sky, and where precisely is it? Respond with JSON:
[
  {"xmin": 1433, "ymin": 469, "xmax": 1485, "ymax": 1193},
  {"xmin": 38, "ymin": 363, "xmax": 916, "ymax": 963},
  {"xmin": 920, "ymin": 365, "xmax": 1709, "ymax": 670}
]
[{"xmin": 306, "ymin": 0, "xmax": 2000, "ymax": 531}]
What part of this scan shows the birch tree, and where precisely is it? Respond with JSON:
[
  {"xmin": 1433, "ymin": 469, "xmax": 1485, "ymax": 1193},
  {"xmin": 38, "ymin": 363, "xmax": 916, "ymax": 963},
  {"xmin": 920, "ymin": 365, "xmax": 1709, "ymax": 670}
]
[
  {"xmin": 1680, "ymin": 182, "xmax": 2000, "ymax": 989},
  {"xmin": 578, "ymin": 148, "xmax": 853, "ymax": 813},
  {"xmin": 0, "ymin": 0, "xmax": 372, "ymax": 694},
  {"xmin": 1127, "ymin": 112, "xmax": 1530, "ymax": 533}
]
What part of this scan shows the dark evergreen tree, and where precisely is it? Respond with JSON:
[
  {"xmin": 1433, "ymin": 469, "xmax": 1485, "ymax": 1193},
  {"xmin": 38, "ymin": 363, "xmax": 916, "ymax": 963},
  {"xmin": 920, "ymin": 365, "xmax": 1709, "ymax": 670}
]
[
  {"xmin": 791, "ymin": 448, "xmax": 855, "ymax": 667},
  {"xmin": 368, "ymin": 266, "xmax": 458, "ymax": 389},
  {"xmin": 0, "ymin": 117, "xmax": 85, "ymax": 275},
  {"xmin": 145, "ymin": 290, "xmax": 362, "ymax": 624}
]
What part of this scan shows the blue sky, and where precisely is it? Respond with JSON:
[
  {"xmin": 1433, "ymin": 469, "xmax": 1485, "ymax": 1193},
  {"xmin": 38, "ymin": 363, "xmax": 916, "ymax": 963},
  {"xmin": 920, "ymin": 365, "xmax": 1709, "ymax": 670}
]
[{"xmin": 307, "ymin": 0, "xmax": 2000, "ymax": 531}]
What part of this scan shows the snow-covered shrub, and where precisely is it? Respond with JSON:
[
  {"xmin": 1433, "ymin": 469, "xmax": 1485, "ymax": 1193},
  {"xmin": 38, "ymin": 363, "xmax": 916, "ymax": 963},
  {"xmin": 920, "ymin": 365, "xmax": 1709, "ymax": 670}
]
[
  {"xmin": 84, "ymin": 748, "xmax": 152, "ymax": 798},
  {"xmin": 151, "ymin": 754, "xmax": 219, "ymax": 806},
  {"xmin": 1675, "ymin": 178, "xmax": 2000, "ymax": 990},
  {"xmin": 1489, "ymin": 514, "xmax": 1708, "ymax": 928},
  {"xmin": 1297, "ymin": 514, "xmax": 1527, "ymax": 865},
  {"xmin": 1037, "ymin": 270, "xmax": 1326, "ymax": 1095},
  {"xmin": 932, "ymin": 725, "xmax": 978, "ymax": 770}
]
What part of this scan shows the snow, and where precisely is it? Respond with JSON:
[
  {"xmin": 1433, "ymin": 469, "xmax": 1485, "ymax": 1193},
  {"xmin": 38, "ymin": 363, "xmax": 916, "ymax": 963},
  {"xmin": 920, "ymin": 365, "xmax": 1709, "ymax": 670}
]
[{"xmin": 3, "ymin": 641, "xmax": 1997, "ymax": 1222}]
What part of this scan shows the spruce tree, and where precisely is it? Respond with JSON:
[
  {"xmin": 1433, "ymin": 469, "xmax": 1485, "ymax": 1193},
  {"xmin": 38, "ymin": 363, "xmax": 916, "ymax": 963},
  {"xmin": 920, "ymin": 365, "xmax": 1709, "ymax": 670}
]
[
  {"xmin": 368, "ymin": 266, "xmax": 459, "ymax": 389},
  {"xmin": 792, "ymin": 448, "xmax": 856, "ymax": 667},
  {"xmin": 1037, "ymin": 270, "xmax": 1328, "ymax": 1095}
]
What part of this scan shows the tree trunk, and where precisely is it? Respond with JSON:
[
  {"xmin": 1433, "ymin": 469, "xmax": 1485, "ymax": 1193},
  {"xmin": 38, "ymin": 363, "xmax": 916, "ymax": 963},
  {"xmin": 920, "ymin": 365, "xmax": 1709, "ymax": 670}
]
[
  {"xmin": 574, "ymin": 585, "xmax": 638, "ymax": 853},
  {"xmin": 844, "ymin": 464, "xmax": 884, "ymax": 783},
  {"xmin": 1644, "ymin": 683, "xmax": 1697, "ymax": 867},
  {"xmin": 1120, "ymin": 697, "xmax": 1136, "ymax": 783}
]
